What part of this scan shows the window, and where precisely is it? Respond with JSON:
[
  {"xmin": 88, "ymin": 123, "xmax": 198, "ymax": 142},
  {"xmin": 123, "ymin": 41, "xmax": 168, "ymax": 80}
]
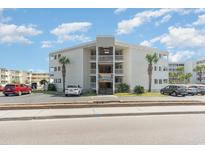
[
  {"xmin": 154, "ymin": 79, "xmax": 158, "ymax": 84},
  {"xmin": 163, "ymin": 79, "xmax": 168, "ymax": 83},
  {"xmin": 90, "ymin": 76, "xmax": 96, "ymax": 82},
  {"xmin": 58, "ymin": 66, "xmax": 61, "ymax": 71},
  {"xmin": 159, "ymin": 79, "xmax": 162, "ymax": 84},
  {"xmin": 54, "ymin": 55, "xmax": 57, "ymax": 60},
  {"xmin": 50, "ymin": 67, "xmax": 54, "ymax": 72},
  {"xmin": 54, "ymin": 67, "xmax": 57, "ymax": 71},
  {"xmin": 154, "ymin": 66, "xmax": 157, "ymax": 71},
  {"xmin": 58, "ymin": 54, "xmax": 61, "ymax": 58},
  {"xmin": 115, "ymin": 76, "xmax": 123, "ymax": 83},
  {"xmin": 163, "ymin": 67, "xmax": 166, "ymax": 71},
  {"xmin": 159, "ymin": 66, "xmax": 162, "ymax": 71},
  {"xmin": 58, "ymin": 79, "xmax": 61, "ymax": 83}
]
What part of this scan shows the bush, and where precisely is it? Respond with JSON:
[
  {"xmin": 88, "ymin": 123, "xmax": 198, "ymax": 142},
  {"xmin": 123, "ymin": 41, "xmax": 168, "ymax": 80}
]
[
  {"xmin": 82, "ymin": 90, "xmax": 96, "ymax": 96},
  {"xmin": 134, "ymin": 85, "xmax": 144, "ymax": 94},
  {"xmin": 47, "ymin": 83, "xmax": 56, "ymax": 91},
  {"xmin": 116, "ymin": 83, "xmax": 130, "ymax": 93}
]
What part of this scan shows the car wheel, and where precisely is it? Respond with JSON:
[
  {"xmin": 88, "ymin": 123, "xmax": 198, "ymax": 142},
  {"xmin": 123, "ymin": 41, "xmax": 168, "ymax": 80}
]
[
  {"xmin": 18, "ymin": 91, "xmax": 22, "ymax": 96},
  {"xmin": 172, "ymin": 91, "xmax": 177, "ymax": 96},
  {"xmin": 65, "ymin": 94, "xmax": 68, "ymax": 97},
  {"xmin": 4, "ymin": 94, "xmax": 8, "ymax": 96}
]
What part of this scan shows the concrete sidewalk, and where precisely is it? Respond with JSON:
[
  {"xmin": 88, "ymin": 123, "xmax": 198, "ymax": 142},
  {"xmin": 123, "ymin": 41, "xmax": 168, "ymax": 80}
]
[{"xmin": 1, "ymin": 106, "xmax": 205, "ymax": 121}]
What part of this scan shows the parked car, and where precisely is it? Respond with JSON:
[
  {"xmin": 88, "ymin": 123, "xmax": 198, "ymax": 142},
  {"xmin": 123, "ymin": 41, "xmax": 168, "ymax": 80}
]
[
  {"xmin": 160, "ymin": 85, "xmax": 187, "ymax": 96},
  {"xmin": 186, "ymin": 86, "xmax": 199, "ymax": 96},
  {"xmin": 197, "ymin": 85, "xmax": 205, "ymax": 95},
  {"xmin": 3, "ymin": 84, "xmax": 32, "ymax": 96},
  {"xmin": 65, "ymin": 85, "xmax": 82, "ymax": 96},
  {"xmin": 0, "ymin": 85, "xmax": 4, "ymax": 92}
]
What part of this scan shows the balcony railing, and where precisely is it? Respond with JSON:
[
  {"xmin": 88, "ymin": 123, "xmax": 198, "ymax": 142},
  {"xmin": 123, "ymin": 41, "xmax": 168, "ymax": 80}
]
[
  {"xmin": 99, "ymin": 73, "xmax": 113, "ymax": 82},
  {"xmin": 90, "ymin": 82, "xmax": 96, "ymax": 89},
  {"xmin": 115, "ymin": 55, "xmax": 123, "ymax": 61},
  {"xmin": 90, "ymin": 55, "xmax": 96, "ymax": 60},
  {"xmin": 115, "ymin": 69, "xmax": 123, "ymax": 74},
  {"xmin": 90, "ymin": 69, "xmax": 96, "ymax": 74},
  {"xmin": 99, "ymin": 55, "xmax": 113, "ymax": 62}
]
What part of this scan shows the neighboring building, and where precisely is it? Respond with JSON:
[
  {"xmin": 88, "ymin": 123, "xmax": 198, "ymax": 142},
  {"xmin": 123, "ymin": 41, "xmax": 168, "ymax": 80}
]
[
  {"xmin": 168, "ymin": 63, "xmax": 185, "ymax": 83},
  {"xmin": 31, "ymin": 72, "xmax": 50, "ymax": 87},
  {"xmin": 49, "ymin": 36, "xmax": 169, "ymax": 94},
  {"xmin": 168, "ymin": 59, "xmax": 205, "ymax": 84},
  {"xmin": 0, "ymin": 68, "xmax": 48, "ymax": 86}
]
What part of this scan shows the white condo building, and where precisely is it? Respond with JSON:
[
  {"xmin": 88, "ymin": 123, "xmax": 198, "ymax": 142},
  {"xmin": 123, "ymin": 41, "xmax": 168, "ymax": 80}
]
[{"xmin": 49, "ymin": 36, "xmax": 169, "ymax": 94}]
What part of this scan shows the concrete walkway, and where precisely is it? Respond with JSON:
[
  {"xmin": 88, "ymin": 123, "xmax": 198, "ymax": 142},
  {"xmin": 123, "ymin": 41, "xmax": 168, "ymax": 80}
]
[{"xmin": 1, "ymin": 106, "xmax": 205, "ymax": 121}]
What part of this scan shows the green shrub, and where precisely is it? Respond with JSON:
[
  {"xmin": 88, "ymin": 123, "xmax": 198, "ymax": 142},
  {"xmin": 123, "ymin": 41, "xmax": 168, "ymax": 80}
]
[
  {"xmin": 116, "ymin": 83, "xmax": 130, "ymax": 93},
  {"xmin": 134, "ymin": 85, "xmax": 144, "ymax": 94},
  {"xmin": 47, "ymin": 83, "xmax": 56, "ymax": 91},
  {"xmin": 82, "ymin": 90, "xmax": 96, "ymax": 96}
]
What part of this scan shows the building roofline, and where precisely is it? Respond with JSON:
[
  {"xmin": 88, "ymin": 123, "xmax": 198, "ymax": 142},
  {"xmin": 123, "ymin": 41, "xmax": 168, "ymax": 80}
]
[{"xmin": 50, "ymin": 38, "xmax": 169, "ymax": 55}]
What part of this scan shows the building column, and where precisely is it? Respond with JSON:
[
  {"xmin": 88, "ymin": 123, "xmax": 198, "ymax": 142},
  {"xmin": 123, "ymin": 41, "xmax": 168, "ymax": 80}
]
[
  {"xmin": 113, "ymin": 46, "xmax": 115, "ymax": 94},
  {"xmin": 96, "ymin": 46, "xmax": 99, "ymax": 94}
]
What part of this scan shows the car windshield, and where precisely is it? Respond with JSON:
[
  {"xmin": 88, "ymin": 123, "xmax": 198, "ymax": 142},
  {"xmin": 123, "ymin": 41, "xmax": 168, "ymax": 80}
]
[
  {"xmin": 67, "ymin": 85, "xmax": 78, "ymax": 88},
  {"xmin": 5, "ymin": 85, "xmax": 15, "ymax": 88}
]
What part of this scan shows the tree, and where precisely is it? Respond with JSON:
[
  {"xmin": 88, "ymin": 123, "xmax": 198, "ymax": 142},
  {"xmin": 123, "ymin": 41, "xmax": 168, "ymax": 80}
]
[
  {"xmin": 59, "ymin": 56, "xmax": 70, "ymax": 92},
  {"xmin": 193, "ymin": 65, "xmax": 205, "ymax": 83},
  {"xmin": 145, "ymin": 53, "xmax": 159, "ymax": 92},
  {"xmin": 39, "ymin": 79, "xmax": 48, "ymax": 85},
  {"xmin": 184, "ymin": 73, "xmax": 192, "ymax": 84}
]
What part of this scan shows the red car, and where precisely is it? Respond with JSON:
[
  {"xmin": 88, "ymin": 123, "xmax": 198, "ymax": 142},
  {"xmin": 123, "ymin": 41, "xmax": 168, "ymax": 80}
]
[
  {"xmin": 3, "ymin": 84, "xmax": 32, "ymax": 96},
  {"xmin": 0, "ymin": 85, "xmax": 4, "ymax": 92}
]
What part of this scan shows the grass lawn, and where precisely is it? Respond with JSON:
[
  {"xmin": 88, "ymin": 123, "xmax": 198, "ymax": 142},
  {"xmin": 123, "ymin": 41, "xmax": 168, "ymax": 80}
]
[{"xmin": 114, "ymin": 92, "xmax": 166, "ymax": 97}]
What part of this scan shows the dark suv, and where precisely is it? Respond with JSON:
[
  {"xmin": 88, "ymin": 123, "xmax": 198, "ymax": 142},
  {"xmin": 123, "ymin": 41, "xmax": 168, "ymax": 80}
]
[{"xmin": 160, "ymin": 85, "xmax": 187, "ymax": 96}]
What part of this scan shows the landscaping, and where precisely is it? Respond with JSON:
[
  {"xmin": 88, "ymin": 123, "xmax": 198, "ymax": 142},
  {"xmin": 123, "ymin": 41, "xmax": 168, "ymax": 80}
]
[{"xmin": 114, "ymin": 92, "xmax": 166, "ymax": 97}]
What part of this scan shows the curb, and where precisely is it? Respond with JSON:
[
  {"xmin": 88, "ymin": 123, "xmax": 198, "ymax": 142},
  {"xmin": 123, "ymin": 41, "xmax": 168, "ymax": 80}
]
[
  {"xmin": 0, "ymin": 100, "xmax": 204, "ymax": 110},
  {"xmin": 1, "ymin": 110, "xmax": 205, "ymax": 121}
]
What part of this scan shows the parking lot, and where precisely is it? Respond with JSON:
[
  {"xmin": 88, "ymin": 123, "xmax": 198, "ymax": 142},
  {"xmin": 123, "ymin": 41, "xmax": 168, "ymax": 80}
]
[{"xmin": 1, "ymin": 92, "xmax": 205, "ymax": 104}]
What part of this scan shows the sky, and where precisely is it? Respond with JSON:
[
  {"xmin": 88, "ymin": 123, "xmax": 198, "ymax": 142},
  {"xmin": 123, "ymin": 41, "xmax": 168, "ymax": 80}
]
[{"xmin": 1, "ymin": 8, "xmax": 205, "ymax": 72}]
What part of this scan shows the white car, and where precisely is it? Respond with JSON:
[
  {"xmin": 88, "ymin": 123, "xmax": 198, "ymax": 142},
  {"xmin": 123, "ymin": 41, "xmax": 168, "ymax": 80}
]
[{"xmin": 65, "ymin": 85, "xmax": 82, "ymax": 96}]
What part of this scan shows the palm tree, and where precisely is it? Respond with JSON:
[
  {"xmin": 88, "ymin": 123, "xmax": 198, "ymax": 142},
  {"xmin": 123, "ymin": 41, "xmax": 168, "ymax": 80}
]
[
  {"xmin": 193, "ymin": 65, "xmax": 205, "ymax": 83},
  {"xmin": 145, "ymin": 53, "xmax": 159, "ymax": 92},
  {"xmin": 59, "ymin": 56, "xmax": 70, "ymax": 92}
]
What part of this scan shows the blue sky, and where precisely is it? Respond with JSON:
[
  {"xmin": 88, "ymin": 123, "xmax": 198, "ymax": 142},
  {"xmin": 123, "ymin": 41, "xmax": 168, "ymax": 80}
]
[{"xmin": 1, "ymin": 8, "xmax": 205, "ymax": 72}]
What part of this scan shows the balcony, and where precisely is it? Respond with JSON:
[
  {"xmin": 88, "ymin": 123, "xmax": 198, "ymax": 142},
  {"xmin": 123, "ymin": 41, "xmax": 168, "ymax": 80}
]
[
  {"xmin": 90, "ymin": 82, "xmax": 96, "ymax": 89},
  {"xmin": 99, "ymin": 73, "xmax": 113, "ymax": 82},
  {"xmin": 99, "ymin": 55, "xmax": 113, "ymax": 62},
  {"xmin": 90, "ymin": 55, "xmax": 96, "ymax": 61},
  {"xmin": 115, "ymin": 69, "xmax": 123, "ymax": 74},
  {"xmin": 115, "ymin": 55, "xmax": 123, "ymax": 61},
  {"xmin": 90, "ymin": 69, "xmax": 96, "ymax": 74}
]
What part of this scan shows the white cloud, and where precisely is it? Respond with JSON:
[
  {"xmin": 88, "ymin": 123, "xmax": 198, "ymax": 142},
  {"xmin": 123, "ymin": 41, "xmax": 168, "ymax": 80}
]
[
  {"xmin": 41, "ymin": 41, "xmax": 53, "ymax": 48},
  {"xmin": 51, "ymin": 22, "xmax": 92, "ymax": 43},
  {"xmin": 169, "ymin": 50, "xmax": 195, "ymax": 63},
  {"xmin": 0, "ymin": 9, "xmax": 12, "ymax": 23},
  {"xmin": 0, "ymin": 23, "xmax": 42, "ymax": 44},
  {"xmin": 142, "ymin": 26, "xmax": 205, "ymax": 49},
  {"xmin": 155, "ymin": 14, "xmax": 172, "ymax": 26},
  {"xmin": 116, "ymin": 9, "xmax": 188, "ymax": 35},
  {"xmin": 160, "ymin": 26, "xmax": 205, "ymax": 49},
  {"xmin": 114, "ymin": 8, "xmax": 127, "ymax": 15},
  {"xmin": 193, "ymin": 14, "xmax": 205, "ymax": 26}
]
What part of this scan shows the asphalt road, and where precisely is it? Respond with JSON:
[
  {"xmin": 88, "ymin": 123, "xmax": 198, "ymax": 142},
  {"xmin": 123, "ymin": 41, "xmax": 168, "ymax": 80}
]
[
  {"xmin": 1, "ymin": 92, "xmax": 205, "ymax": 104},
  {"xmin": 1, "ymin": 114, "xmax": 205, "ymax": 144}
]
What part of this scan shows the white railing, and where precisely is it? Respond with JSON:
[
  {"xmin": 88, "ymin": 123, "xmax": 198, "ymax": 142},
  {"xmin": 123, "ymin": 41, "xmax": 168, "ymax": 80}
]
[
  {"xmin": 90, "ymin": 69, "xmax": 96, "ymax": 74},
  {"xmin": 90, "ymin": 55, "xmax": 96, "ymax": 60},
  {"xmin": 115, "ymin": 69, "xmax": 123, "ymax": 74},
  {"xmin": 99, "ymin": 55, "xmax": 113, "ymax": 62},
  {"xmin": 90, "ymin": 82, "xmax": 96, "ymax": 89},
  {"xmin": 115, "ymin": 55, "xmax": 123, "ymax": 61},
  {"xmin": 99, "ymin": 73, "xmax": 113, "ymax": 82}
]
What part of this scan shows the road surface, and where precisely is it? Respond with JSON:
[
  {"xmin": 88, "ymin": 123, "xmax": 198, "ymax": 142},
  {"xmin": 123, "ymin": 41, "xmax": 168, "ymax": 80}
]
[{"xmin": 0, "ymin": 114, "xmax": 205, "ymax": 144}]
